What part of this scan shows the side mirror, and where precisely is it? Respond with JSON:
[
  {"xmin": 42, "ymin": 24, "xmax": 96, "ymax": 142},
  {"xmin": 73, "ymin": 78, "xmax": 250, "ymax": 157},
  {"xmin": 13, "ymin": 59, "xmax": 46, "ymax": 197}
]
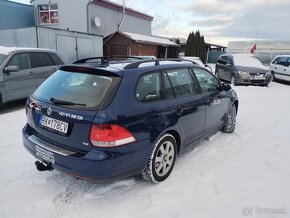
[
  {"xmin": 222, "ymin": 83, "xmax": 232, "ymax": 91},
  {"xmin": 4, "ymin": 65, "xmax": 19, "ymax": 73}
]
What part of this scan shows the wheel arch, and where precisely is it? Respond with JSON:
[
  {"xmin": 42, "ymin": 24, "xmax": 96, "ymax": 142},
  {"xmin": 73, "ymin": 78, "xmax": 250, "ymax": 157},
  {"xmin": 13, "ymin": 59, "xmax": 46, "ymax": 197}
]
[
  {"xmin": 233, "ymin": 99, "xmax": 239, "ymax": 113},
  {"xmin": 165, "ymin": 130, "xmax": 181, "ymax": 154}
]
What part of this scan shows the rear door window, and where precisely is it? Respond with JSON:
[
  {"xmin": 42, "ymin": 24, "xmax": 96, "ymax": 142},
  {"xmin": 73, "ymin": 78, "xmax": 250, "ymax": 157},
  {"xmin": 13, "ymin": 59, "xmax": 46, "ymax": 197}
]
[
  {"xmin": 49, "ymin": 53, "xmax": 64, "ymax": 65},
  {"xmin": 7, "ymin": 53, "xmax": 31, "ymax": 70},
  {"xmin": 165, "ymin": 68, "xmax": 197, "ymax": 98},
  {"xmin": 45, "ymin": 53, "xmax": 55, "ymax": 66},
  {"xmin": 135, "ymin": 72, "xmax": 161, "ymax": 102},
  {"xmin": 217, "ymin": 56, "xmax": 226, "ymax": 64},
  {"xmin": 33, "ymin": 70, "xmax": 121, "ymax": 109},
  {"xmin": 217, "ymin": 55, "xmax": 229, "ymax": 65},
  {"xmin": 30, "ymin": 53, "xmax": 47, "ymax": 68}
]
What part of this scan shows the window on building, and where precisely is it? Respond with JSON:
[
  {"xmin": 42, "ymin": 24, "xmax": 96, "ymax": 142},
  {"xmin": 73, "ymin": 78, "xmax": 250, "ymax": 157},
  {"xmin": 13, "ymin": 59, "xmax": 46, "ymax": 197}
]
[{"xmin": 38, "ymin": 4, "xmax": 59, "ymax": 25}]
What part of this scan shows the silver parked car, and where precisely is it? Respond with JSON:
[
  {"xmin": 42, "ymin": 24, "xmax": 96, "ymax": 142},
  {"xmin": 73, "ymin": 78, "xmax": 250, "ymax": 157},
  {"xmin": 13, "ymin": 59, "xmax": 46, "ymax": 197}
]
[{"xmin": 0, "ymin": 46, "xmax": 64, "ymax": 107}]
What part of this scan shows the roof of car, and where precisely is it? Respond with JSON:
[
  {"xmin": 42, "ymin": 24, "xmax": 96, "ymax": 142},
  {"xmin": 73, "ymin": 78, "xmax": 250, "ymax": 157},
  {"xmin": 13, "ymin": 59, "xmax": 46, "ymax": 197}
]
[
  {"xmin": 274, "ymin": 54, "xmax": 290, "ymax": 57},
  {"xmin": 62, "ymin": 59, "xmax": 201, "ymax": 77},
  {"xmin": 0, "ymin": 46, "xmax": 57, "ymax": 55},
  {"xmin": 231, "ymin": 54, "xmax": 255, "ymax": 57},
  {"xmin": 221, "ymin": 53, "xmax": 255, "ymax": 58}
]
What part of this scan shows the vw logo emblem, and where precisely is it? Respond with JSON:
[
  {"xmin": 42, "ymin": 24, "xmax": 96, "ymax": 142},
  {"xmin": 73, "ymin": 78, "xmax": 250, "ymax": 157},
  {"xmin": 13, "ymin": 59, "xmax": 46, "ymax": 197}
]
[{"xmin": 47, "ymin": 107, "xmax": 53, "ymax": 116}]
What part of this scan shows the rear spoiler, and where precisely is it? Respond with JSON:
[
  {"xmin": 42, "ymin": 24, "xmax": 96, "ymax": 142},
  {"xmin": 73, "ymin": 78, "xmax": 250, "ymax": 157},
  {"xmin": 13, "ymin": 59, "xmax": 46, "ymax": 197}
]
[{"xmin": 59, "ymin": 65, "xmax": 121, "ymax": 77}]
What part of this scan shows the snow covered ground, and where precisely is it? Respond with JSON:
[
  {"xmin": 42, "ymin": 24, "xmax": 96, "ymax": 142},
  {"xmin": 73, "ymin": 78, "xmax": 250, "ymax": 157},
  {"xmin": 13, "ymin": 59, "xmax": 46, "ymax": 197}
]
[{"xmin": 1, "ymin": 81, "xmax": 290, "ymax": 218}]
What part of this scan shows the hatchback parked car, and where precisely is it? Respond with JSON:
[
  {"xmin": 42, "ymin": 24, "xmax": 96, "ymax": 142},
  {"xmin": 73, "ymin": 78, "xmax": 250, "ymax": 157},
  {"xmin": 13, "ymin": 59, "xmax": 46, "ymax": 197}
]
[
  {"xmin": 22, "ymin": 58, "xmax": 238, "ymax": 183},
  {"xmin": 270, "ymin": 55, "xmax": 290, "ymax": 82},
  {"xmin": 215, "ymin": 54, "xmax": 271, "ymax": 86},
  {"xmin": 0, "ymin": 46, "xmax": 64, "ymax": 107}
]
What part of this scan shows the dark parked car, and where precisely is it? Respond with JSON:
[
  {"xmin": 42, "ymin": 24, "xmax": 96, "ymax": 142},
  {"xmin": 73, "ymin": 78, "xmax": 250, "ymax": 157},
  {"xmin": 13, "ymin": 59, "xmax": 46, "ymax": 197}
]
[
  {"xmin": 22, "ymin": 58, "xmax": 238, "ymax": 183},
  {"xmin": 0, "ymin": 46, "xmax": 64, "ymax": 107},
  {"xmin": 215, "ymin": 54, "xmax": 271, "ymax": 86}
]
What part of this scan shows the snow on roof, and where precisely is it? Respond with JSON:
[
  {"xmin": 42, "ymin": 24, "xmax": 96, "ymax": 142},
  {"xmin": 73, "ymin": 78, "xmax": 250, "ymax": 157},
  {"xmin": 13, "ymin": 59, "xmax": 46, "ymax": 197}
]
[
  {"xmin": 0, "ymin": 46, "xmax": 55, "ymax": 55},
  {"xmin": 0, "ymin": 46, "xmax": 16, "ymax": 55},
  {"xmin": 121, "ymin": 32, "xmax": 178, "ymax": 46}
]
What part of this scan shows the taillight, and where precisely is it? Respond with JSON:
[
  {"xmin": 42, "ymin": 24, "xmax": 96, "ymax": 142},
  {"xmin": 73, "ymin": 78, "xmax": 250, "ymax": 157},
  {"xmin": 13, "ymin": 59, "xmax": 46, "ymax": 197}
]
[
  {"xmin": 90, "ymin": 124, "xmax": 136, "ymax": 147},
  {"xmin": 28, "ymin": 102, "xmax": 41, "ymax": 111}
]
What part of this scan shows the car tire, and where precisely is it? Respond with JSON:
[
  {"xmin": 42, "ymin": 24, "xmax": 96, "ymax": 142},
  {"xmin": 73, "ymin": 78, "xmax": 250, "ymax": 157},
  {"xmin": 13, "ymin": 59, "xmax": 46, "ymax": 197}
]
[
  {"xmin": 271, "ymin": 71, "xmax": 276, "ymax": 82},
  {"xmin": 230, "ymin": 75, "xmax": 237, "ymax": 86},
  {"xmin": 142, "ymin": 134, "xmax": 177, "ymax": 183},
  {"xmin": 222, "ymin": 104, "xmax": 237, "ymax": 133},
  {"xmin": 0, "ymin": 95, "xmax": 3, "ymax": 111},
  {"xmin": 261, "ymin": 83, "xmax": 269, "ymax": 87}
]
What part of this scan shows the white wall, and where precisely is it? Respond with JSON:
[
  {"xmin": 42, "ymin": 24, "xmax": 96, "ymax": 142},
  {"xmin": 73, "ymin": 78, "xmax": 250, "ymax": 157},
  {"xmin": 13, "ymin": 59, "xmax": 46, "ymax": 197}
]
[
  {"xmin": 88, "ymin": 3, "xmax": 152, "ymax": 36},
  {"xmin": 32, "ymin": 0, "xmax": 152, "ymax": 37}
]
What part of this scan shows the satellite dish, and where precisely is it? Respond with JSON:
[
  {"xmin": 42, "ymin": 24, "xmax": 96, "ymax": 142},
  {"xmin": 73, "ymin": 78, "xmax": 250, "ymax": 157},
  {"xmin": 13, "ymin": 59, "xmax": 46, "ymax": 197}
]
[{"xmin": 94, "ymin": 17, "xmax": 101, "ymax": 27}]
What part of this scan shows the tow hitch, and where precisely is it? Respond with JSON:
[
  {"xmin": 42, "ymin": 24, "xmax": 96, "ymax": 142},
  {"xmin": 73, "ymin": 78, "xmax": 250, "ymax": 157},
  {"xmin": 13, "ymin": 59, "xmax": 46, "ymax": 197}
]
[{"xmin": 35, "ymin": 161, "xmax": 54, "ymax": 171}]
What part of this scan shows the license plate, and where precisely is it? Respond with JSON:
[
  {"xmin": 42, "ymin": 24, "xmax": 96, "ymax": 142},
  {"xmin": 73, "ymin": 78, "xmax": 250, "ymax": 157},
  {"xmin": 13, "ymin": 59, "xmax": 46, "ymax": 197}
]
[
  {"xmin": 39, "ymin": 115, "xmax": 68, "ymax": 134},
  {"xmin": 252, "ymin": 75, "xmax": 265, "ymax": 80},
  {"xmin": 35, "ymin": 145, "xmax": 55, "ymax": 164}
]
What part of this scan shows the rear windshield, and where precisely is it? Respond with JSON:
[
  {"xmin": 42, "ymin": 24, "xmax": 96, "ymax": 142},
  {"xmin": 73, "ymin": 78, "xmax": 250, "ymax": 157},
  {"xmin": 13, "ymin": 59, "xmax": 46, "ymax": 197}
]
[{"xmin": 33, "ymin": 70, "xmax": 121, "ymax": 110}]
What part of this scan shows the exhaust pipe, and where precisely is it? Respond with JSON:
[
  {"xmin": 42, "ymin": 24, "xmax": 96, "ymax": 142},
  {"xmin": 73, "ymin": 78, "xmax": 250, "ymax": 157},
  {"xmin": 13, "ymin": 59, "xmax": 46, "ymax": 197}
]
[{"xmin": 35, "ymin": 161, "xmax": 54, "ymax": 171}]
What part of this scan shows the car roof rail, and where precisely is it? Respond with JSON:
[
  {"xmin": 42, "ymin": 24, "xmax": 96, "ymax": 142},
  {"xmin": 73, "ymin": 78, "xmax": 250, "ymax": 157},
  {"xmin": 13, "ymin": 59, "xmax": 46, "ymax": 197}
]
[
  {"xmin": 179, "ymin": 58, "xmax": 200, "ymax": 65},
  {"xmin": 73, "ymin": 57, "xmax": 109, "ymax": 65},
  {"xmin": 123, "ymin": 58, "xmax": 193, "ymax": 69}
]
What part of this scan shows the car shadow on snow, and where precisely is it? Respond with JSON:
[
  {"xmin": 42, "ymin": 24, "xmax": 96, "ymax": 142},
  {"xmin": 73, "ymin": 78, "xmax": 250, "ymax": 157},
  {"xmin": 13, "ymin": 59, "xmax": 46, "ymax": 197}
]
[
  {"xmin": 44, "ymin": 171, "xmax": 149, "ymax": 203},
  {"xmin": 0, "ymin": 99, "xmax": 26, "ymax": 114}
]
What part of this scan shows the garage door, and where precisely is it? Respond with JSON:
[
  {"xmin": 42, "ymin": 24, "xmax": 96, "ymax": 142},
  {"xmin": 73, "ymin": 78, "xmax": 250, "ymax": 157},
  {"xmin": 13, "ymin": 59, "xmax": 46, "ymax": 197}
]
[{"xmin": 56, "ymin": 35, "xmax": 77, "ymax": 64}]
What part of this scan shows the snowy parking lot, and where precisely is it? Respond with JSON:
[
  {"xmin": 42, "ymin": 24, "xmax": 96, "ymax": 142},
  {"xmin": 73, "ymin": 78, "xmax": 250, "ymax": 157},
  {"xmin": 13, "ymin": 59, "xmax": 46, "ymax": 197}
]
[{"xmin": 1, "ymin": 81, "xmax": 290, "ymax": 218}]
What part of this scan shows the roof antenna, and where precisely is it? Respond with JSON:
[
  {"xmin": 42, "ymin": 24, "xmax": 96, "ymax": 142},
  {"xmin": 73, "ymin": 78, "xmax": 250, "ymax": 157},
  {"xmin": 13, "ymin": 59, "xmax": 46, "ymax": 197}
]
[{"xmin": 118, "ymin": 0, "xmax": 125, "ymax": 31}]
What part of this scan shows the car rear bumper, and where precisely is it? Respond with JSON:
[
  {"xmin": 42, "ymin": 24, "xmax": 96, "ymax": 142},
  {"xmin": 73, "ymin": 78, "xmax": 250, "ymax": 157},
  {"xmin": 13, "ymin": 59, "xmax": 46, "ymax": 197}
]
[{"xmin": 22, "ymin": 124, "xmax": 151, "ymax": 180}]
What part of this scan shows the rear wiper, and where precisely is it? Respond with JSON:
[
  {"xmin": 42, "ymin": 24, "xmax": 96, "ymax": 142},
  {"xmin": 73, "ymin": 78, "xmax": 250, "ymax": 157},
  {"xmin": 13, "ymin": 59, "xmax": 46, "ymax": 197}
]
[{"xmin": 50, "ymin": 98, "xmax": 87, "ymax": 106}]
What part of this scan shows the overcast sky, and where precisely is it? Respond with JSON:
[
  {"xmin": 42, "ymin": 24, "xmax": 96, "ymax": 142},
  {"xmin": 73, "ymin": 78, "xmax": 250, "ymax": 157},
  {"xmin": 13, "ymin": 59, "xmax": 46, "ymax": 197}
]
[{"xmin": 12, "ymin": 0, "xmax": 290, "ymax": 46}]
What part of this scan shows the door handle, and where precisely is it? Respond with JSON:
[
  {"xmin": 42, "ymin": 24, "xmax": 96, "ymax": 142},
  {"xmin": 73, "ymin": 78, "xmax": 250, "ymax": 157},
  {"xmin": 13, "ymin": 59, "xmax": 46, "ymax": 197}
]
[
  {"xmin": 284, "ymin": 69, "xmax": 286, "ymax": 71},
  {"xmin": 175, "ymin": 108, "xmax": 183, "ymax": 116},
  {"xmin": 30, "ymin": 72, "xmax": 34, "ymax": 75}
]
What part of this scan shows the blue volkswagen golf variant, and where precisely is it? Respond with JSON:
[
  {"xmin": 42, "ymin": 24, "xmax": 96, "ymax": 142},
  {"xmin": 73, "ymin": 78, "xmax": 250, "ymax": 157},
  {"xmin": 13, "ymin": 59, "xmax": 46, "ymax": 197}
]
[{"xmin": 22, "ymin": 58, "xmax": 238, "ymax": 183}]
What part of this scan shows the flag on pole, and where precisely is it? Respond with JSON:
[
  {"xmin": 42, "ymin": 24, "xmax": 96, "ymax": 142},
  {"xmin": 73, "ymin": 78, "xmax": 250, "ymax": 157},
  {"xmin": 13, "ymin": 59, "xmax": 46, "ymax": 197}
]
[{"xmin": 250, "ymin": 44, "xmax": 256, "ymax": 54}]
